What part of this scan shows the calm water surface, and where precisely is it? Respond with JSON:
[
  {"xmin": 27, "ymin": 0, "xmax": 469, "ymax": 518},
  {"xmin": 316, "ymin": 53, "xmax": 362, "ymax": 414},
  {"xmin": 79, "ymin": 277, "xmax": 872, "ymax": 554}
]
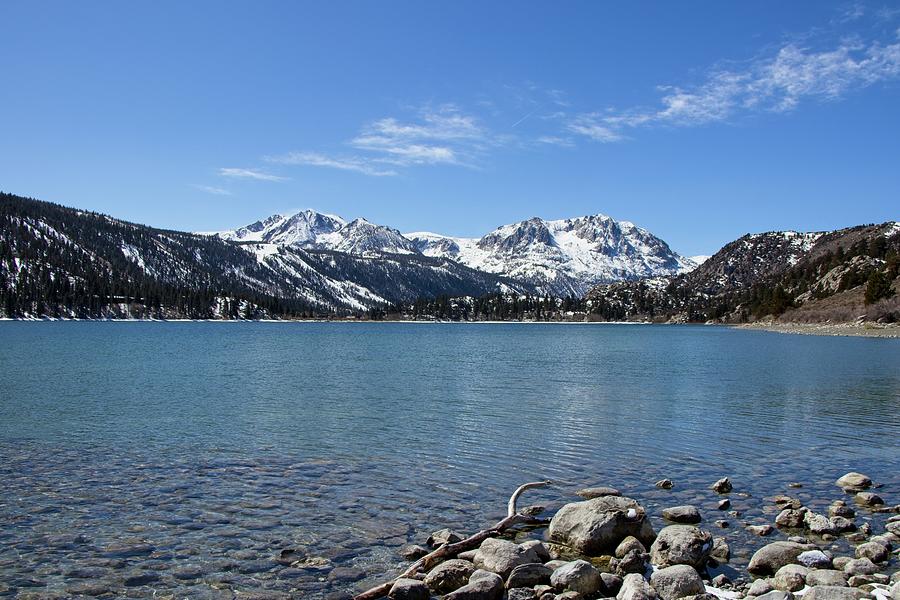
[{"xmin": 1, "ymin": 322, "xmax": 899, "ymax": 598}]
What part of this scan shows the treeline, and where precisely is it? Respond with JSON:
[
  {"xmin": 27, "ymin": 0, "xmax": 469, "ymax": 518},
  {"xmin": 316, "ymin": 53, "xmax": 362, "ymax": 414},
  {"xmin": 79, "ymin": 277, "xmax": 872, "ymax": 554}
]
[{"xmin": 371, "ymin": 293, "xmax": 593, "ymax": 321}]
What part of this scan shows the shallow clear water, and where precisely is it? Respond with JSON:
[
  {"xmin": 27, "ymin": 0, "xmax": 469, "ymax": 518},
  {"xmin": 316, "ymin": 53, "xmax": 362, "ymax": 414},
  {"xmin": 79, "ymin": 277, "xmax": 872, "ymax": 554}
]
[{"xmin": 1, "ymin": 322, "xmax": 898, "ymax": 598}]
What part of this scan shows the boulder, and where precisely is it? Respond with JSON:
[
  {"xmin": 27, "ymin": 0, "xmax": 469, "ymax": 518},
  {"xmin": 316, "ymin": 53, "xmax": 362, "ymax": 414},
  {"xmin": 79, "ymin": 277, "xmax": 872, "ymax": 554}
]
[
  {"xmin": 832, "ymin": 557, "xmax": 852, "ymax": 571},
  {"xmin": 806, "ymin": 570, "xmax": 847, "ymax": 588},
  {"xmin": 748, "ymin": 542, "xmax": 814, "ymax": 576},
  {"xmin": 550, "ymin": 560, "xmax": 603, "ymax": 596},
  {"xmin": 829, "ymin": 517, "xmax": 857, "ymax": 533},
  {"xmin": 892, "ymin": 582, "xmax": 900, "ymax": 600},
  {"xmin": 506, "ymin": 563, "xmax": 552, "ymax": 589},
  {"xmin": 549, "ymin": 496, "xmax": 655, "ymax": 555},
  {"xmin": 389, "ymin": 578, "xmax": 430, "ymax": 600},
  {"xmin": 797, "ymin": 550, "xmax": 832, "ymax": 569},
  {"xmin": 650, "ymin": 565, "xmax": 705, "ymax": 600},
  {"xmin": 399, "ymin": 544, "xmax": 429, "ymax": 560},
  {"xmin": 617, "ymin": 573, "xmax": 658, "ymax": 600},
  {"xmin": 828, "ymin": 502, "xmax": 855, "ymax": 519},
  {"xmin": 615, "ymin": 549, "xmax": 648, "ymax": 576},
  {"xmin": 710, "ymin": 537, "xmax": 730, "ymax": 563},
  {"xmin": 602, "ymin": 573, "xmax": 624, "ymax": 596},
  {"xmin": 616, "ymin": 536, "xmax": 647, "ymax": 558},
  {"xmin": 473, "ymin": 538, "xmax": 543, "ymax": 578},
  {"xmin": 772, "ymin": 565, "xmax": 808, "ymax": 592},
  {"xmin": 425, "ymin": 559, "xmax": 477, "ymax": 594},
  {"xmin": 748, "ymin": 578, "xmax": 774, "ymax": 596},
  {"xmin": 804, "ymin": 587, "xmax": 867, "ymax": 600},
  {"xmin": 649, "ymin": 525, "xmax": 712, "ymax": 568},
  {"xmin": 577, "ymin": 487, "xmax": 622, "ymax": 499},
  {"xmin": 842, "ymin": 557, "xmax": 878, "ymax": 576},
  {"xmin": 835, "ymin": 473, "xmax": 872, "ymax": 491},
  {"xmin": 444, "ymin": 570, "xmax": 504, "ymax": 600},
  {"xmin": 711, "ymin": 478, "xmax": 733, "ymax": 494},
  {"xmin": 662, "ymin": 506, "xmax": 702, "ymax": 524},
  {"xmin": 853, "ymin": 492, "xmax": 883, "ymax": 507},
  {"xmin": 854, "ymin": 542, "xmax": 888, "ymax": 563}
]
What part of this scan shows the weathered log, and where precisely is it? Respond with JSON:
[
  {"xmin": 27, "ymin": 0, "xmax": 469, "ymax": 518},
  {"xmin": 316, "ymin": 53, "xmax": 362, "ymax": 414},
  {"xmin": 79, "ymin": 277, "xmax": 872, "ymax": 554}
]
[{"xmin": 352, "ymin": 480, "xmax": 552, "ymax": 600}]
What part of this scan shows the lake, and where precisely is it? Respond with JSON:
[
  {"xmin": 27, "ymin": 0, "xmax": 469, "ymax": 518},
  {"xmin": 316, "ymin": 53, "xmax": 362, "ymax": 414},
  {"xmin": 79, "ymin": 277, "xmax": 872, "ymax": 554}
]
[{"xmin": 1, "ymin": 322, "xmax": 899, "ymax": 598}]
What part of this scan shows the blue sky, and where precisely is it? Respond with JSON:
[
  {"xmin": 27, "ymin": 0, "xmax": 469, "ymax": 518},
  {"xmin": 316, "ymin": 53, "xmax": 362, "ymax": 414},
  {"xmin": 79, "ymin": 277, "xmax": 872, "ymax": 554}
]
[{"xmin": 1, "ymin": 1, "xmax": 899, "ymax": 256}]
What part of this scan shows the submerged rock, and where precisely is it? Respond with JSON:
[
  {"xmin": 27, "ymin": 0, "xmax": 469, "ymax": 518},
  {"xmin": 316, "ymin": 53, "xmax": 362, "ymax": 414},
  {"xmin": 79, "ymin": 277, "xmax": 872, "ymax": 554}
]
[
  {"xmin": 835, "ymin": 473, "xmax": 872, "ymax": 491},
  {"xmin": 577, "ymin": 487, "xmax": 622, "ymax": 499},
  {"xmin": 711, "ymin": 478, "xmax": 733, "ymax": 494},
  {"xmin": 662, "ymin": 506, "xmax": 701, "ymax": 524},
  {"xmin": 548, "ymin": 496, "xmax": 655, "ymax": 555},
  {"xmin": 656, "ymin": 480, "xmax": 675, "ymax": 490}
]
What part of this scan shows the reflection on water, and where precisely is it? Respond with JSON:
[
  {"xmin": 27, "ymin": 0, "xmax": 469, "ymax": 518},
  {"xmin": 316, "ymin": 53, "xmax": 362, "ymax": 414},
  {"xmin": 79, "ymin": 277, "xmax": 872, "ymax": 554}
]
[{"xmin": 1, "ymin": 322, "xmax": 898, "ymax": 597}]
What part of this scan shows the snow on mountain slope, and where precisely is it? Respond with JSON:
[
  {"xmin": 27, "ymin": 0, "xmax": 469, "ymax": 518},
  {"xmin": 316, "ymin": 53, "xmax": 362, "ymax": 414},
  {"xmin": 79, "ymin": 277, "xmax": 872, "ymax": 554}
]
[{"xmin": 408, "ymin": 214, "xmax": 693, "ymax": 296}]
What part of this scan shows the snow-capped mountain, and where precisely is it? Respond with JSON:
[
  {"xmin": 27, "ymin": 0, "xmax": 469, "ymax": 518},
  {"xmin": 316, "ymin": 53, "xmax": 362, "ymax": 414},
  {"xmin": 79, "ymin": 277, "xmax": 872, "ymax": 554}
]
[
  {"xmin": 408, "ymin": 214, "xmax": 695, "ymax": 296},
  {"xmin": 222, "ymin": 210, "xmax": 695, "ymax": 296}
]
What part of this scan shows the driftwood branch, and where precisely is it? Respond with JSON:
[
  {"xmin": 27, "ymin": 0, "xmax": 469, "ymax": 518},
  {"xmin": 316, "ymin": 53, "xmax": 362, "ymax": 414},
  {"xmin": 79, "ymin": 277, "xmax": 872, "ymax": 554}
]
[{"xmin": 353, "ymin": 480, "xmax": 552, "ymax": 600}]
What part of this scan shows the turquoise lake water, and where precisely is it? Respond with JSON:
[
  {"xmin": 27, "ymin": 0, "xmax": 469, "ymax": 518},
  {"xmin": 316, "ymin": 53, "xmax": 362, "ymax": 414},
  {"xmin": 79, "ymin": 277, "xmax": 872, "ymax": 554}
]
[{"xmin": 1, "ymin": 322, "xmax": 898, "ymax": 597}]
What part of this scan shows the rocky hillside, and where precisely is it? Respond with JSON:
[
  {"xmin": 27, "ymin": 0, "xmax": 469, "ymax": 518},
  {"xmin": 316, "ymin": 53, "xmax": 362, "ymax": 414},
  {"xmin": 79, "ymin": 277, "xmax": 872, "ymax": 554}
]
[
  {"xmin": 585, "ymin": 223, "xmax": 900, "ymax": 323},
  {"xmin": 0, "ymin": 193, "xmax": 528, "ymax": 318}
]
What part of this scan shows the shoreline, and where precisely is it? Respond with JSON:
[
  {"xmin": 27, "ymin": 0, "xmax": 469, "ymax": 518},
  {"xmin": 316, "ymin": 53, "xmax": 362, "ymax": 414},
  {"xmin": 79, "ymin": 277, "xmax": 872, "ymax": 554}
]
[{"xmin": 735, "ymin": 322, "xmax": 900, "ymax": 338}]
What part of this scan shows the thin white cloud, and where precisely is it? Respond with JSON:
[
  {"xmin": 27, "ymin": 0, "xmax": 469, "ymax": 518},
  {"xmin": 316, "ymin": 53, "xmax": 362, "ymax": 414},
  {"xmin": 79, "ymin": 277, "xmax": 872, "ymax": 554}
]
[
  {"xmin": 265, "ymin": 152, "xmax": 398, "ymax": 177},
  {"xmin": 191, "ymin": 184, "xmax": 232, "ymax": 196},
  {"xmin": 218, "ymin": 167, "xmax": 288, "ymax": 182},
  {"xmin": 569, "ymin": 30, "xmax": 900, "ymax": 142},
  {"xmin": 536, "ymin": 135, "xmax": 576, "ymax": 147}
]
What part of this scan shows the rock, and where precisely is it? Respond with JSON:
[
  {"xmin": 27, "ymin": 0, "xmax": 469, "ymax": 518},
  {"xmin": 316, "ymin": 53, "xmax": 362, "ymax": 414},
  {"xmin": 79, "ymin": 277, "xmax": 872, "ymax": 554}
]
[
  {"xmin": 123, "ymin": 571, "xmax": 161, "ymax": 586},
  {"xmin": 428, "ymin": 528, "xmax": 463, "ymax": 547},
  {"xmin": 521, "ymin": 540, "xmax": 552, "ymax": 562},
  {"xmin": 804, "ymin": 586, "xmax": 867, "ymax": 600},
  {"xmin": 508, "ymin": 589, "xmax": 536, "ymax": 600},
  {"xmin": 389, "ymin": 578, "xmax": 430, "ymax": 600},
  {"xmin": 458, "ymin": 550, "xmax": 478, "ymax": 561},
  {"xmin": 869, "ymin": 535, "xmax": 893, "ymax": 550},
  {"xmin": 854, "ymin": 492, "xmax": 883, "ymax": 507},
  {"xmin": 506, "ymin": 563, "xmax": 552, "ymax": 589},
  {"xmin": 748, "ymin": 542, "xmax": 814, "ymax": 576},
  {"xmin": 892, "ymin": 581, "xmax": 900, "ymax": 600},
  {"xmin": 520, "ymin": 505, "xmax": 545, "ymax": 517},
  {"xmin": 616, "ymin": 536, "xmax": 647, "ymax": 558},
  {"xmin": 717, "ymin": 499, "xmax": 731, "ymax": 510},
  {"xmin": 711, "ymin": 478, "xmax": 733, "ymax": 494},
  {"xmin": 602, "ymin": 573, "xmax": 624, "ymax": 595},
  {"xmin": 650, "ymin": 565, "xmax": 705, "ymax": 600},
  {"xmin": 710, "ymin": 537, "xmax": 730, "ymax": 563},
  {"xmin": 616, "ymin": 549, "xmax": 648, "ymax": 576},
  {"xmin": 776, "ymin": 509, "xmax": 807, "ymax": 529},
  {"xmin": 806, "ymin": 569, "xmax": 847, "ymax": 587},
  {"xmin": 662, "ymin": 506, "xmax": 702, "ymax": 524},
  {"xmin": 714, "ymin": 520, "xmax": 729, "ymax": 529},
  {"xmin": 804, "ymin": 512, "xmax": 838, "ymax": 535},
  {"xmin": 829, "ymin": 502, "xmax": 855, "ymax": 519},
  {"xmin": 649, "ymin": 525, "xmax": 712, "ymax": 568},
  {"xmin": 843, "ymin": 558, "xmax": 878, "ymax": 576},
  {"xmin": 836, "ymin": 473, "xmax": 872, "ymax": 491},
  {"xmin": 797, "ymin": 550, "xmax": 832, "ymax": 569},
  {"xmin": 617, "ymin": 573, "xmax": 658, "ymax": 600},
  {"xmin": 773, "ymin": 565, "xmax": 808, "ymax": 592},
  {"xmin": 473, "ymin": 538, "xmax": 543, "ymax": 578},
  {"xmin": 546, "ymin": 560, "xmax": 569, "ymax": 571},
  {"xmin": 556, "ymin": 593, "xmax": 583, "ymax": 600},
  {"xmin": 789, "ymin": 482, "xmax": 803, "ymax": 488},
  {"xmin": 748, "ymin": 525, "xmax": 775, "ymax": 537},
  {"xmin": 551, "ymin": 560, "xmax": 603, "ymax": 596},
  {"xmin": 444, "ymin": 570, "xmax": 504, "ymax": 600},
  {"xmin": 854, "ymin": 541, "xmax": 889, "ymax": 563},
  {"xmin": 399, "ymin": 544, "xmax": 429, "ymax": 560},
  {"xmin": 577, "ymin": 487, "xmax": 622, "ymax": 499},
  {"xmin": 850, "ymin": 573, "xmax": 889, "ymax": 586},
  {"xmin": 772, "ymin": 496, "xmax": 803, "ymax": 509},
  {"xmin": 548, "ymin": 496, "xmax": 656, "ymax": 556},
  {"xmin": 535, "ymin": 585, "xmax": 554, "ymax": 598},
  {"xmin": 425, "ymin": 559, "xmax": 477, "ymax": 594},
  {"xmin": 829, "ymin": 517, "xmax": 856, "ymax": 533},
  {"xmin": 748, "ymin": 578, "xmax": 774, "ymax": 596},
  {"xmin": 832, "ymin": 557, "xmax": 852, "ymax": 571},
  {"xmin": 752, "ymin": 592, "xmax": 793, "ymax": 600},
  {"xmin": 656, "ymin": 479, "xmax": 675, "ymax": 489}
]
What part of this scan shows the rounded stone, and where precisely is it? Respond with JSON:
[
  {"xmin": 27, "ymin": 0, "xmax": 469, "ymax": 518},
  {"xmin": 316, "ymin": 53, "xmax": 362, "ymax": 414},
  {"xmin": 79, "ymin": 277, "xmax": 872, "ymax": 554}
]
[
  {"xmin": 650, "ymin": 565, "xmax": 705, "ymax": 600},
  {"xmin": 649, "ymin": 525, "xmax": 712, "ymax": 568}
]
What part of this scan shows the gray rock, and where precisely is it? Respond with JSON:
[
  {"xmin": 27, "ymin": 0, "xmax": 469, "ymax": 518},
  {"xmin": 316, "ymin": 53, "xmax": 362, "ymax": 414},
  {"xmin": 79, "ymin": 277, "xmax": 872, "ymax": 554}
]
[
  {"xmin": 399, "ymin": 544, "xmax": 429, "ymax": 560},
  {"xmin": 748, "ymin": 525, "xmax": 775, "ymax": 537},
  {"xmin": 617, "ymin": 573, "xmax": 658, "ymax": 600},
  {"xmin": 577, "ymin": 487, "xmax": 622, "ymax": 499},
  {"xmin": 521, "ymin": 540, "xmax": 552, "ymax": 562},
  {"xmin": 428, "ymin": 528, "xmax": 463, "ymax": 547},
  {"xmin": 425, "ymin": 559, "xmax": 477, "ymax": 594},
  {"xmin": 389, "ymin": 578, "xmax": 430, "ymax": 600},
  {"xmin": 869, "ymin": 535, "xmax": 893, "ymax": 550},
  {"xmin": 714, "ymin": 520, "xmax": 729, "ymax": 529},
  {"xmin": 656, "ymin": 479, "xmax": 675, "ymax": 490},
  {"xmin": 506, "ymin": 563, "xmax": 552, "ymax": 589},
  {"xmin": 602, "ymin": 573, "xmax": 624, "ymax": 595},
  {"xmin": 710, "ymin": 537, "xmax": 730, "ymax": 563},
  {"xmin": 773, "ymin": 565, "xmax": 808, "ymax": 592},
  {"xmin": 854, "ymin": 541, "xmax": 889, "ymax": 563},
  {"xmin": 853, "ymin": 492, "xmax": 883, "ymax": 507},
  {"xmin": 835, "ymin": 473, "xmax": 872, "ymax": 491},
  {"xmin": 828, "ymin": 502, "xmax": 855, "ymax": 519},
  {"xmin": 662, "ymin": 506, "xmax": 702, "ymax": 525},
  {"xmin": 717, "ymin": 499, "xmax": 731, "ymax": 511},
  {"xmin": 797, "ymin": 550, "xmax": 832, "ymax": 569},
  {"xmin": 711, "ymin": 478, "xmax": 733, "ymax": 494},
  {"xmin": 843, "ymin": 557, "xmax": 878, "ymax": 576},
  {"xmin": 616, "ymin": 549, "xmax": 648, "ymax": 576},
  {"xmin": 444, "ymin": 570, "xmax": 504, "ymax": 600},
  {"xmin": 753, "ymin": 592, "xmax": 793, "ymax": 600},
  {"xmin": 508, "ymin": 589, "xmax": 536, "ymax": 600},
  {"xmin": 556, "ymin": 592, "xmax": 583, "ymax": 600},
  {"xmin": 806, "ymin": 569, "xmax": 847, "ymax": 587},
  {"xmin": 650, "ymin": 565, "xmax": 705, "ymax": 600},
  {"xmin": 848, "ymin": 573, "xmax": 888, "ymax": 586},
  {"xmin": 804, "ymin": 586, "xmax": 867, "ymax": 600},
  {"xmin": 829, "ymin": 516, "xmax": 857, "ymax": 533},
  {"xmin": 551, "ymin": 560, "xmax": 603, "ymax": 596},
  {"xmin": 748, "ymin": 578, "xmax": 774, "ymax": 596},
  {"xmin": 546, "ymin": 560, "xmax": 569, "ymax": 571},
  {"xmin": 804, "ymin": 512, "xmax": 838, "ymax": 535},
  {"xmin": 616, "ymin": 536, "xmax": 648, "ymax": 558},
  {"xmin": 832, "ymin": 557, "xmax": 852, "ymax": 571},
  {"xmin": 775, "ymin": 509, "xmax": 807, "ymax": 529},
  {"xmin": 473, "ymin": 538, "xmax": 543, "ymax": 578},
  {"xmin": 748, "ymin": 542, "xmax": 815, "ymax": 576},
  {"xmin": 892, "ymin": 581, "xmax": 900, "ymax": 600},
  {"xmin": 650, "ymin": 525, "xmax": 712, "ymax": 568},
  {"xmin": 548, "ymin": 496, "xmax": 656, "ymax": 555}
]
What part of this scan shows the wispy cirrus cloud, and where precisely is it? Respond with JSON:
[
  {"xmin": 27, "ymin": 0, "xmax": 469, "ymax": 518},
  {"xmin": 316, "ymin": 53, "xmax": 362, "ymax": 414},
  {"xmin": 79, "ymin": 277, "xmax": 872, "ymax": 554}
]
[
  {"xmin": 568, "ymin": 30, "xmax": 900, "ymax": 143},
  {"xmin": 191, "ymin": 184, "xmax": 232, "ymax": 196},
  {"xmin": 218, "ymin": 167, "xmax": 288, "ymax": 182},
  {"xmin": 264, "ymin": 152, "xmax": 398, "ymax": 177}
]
